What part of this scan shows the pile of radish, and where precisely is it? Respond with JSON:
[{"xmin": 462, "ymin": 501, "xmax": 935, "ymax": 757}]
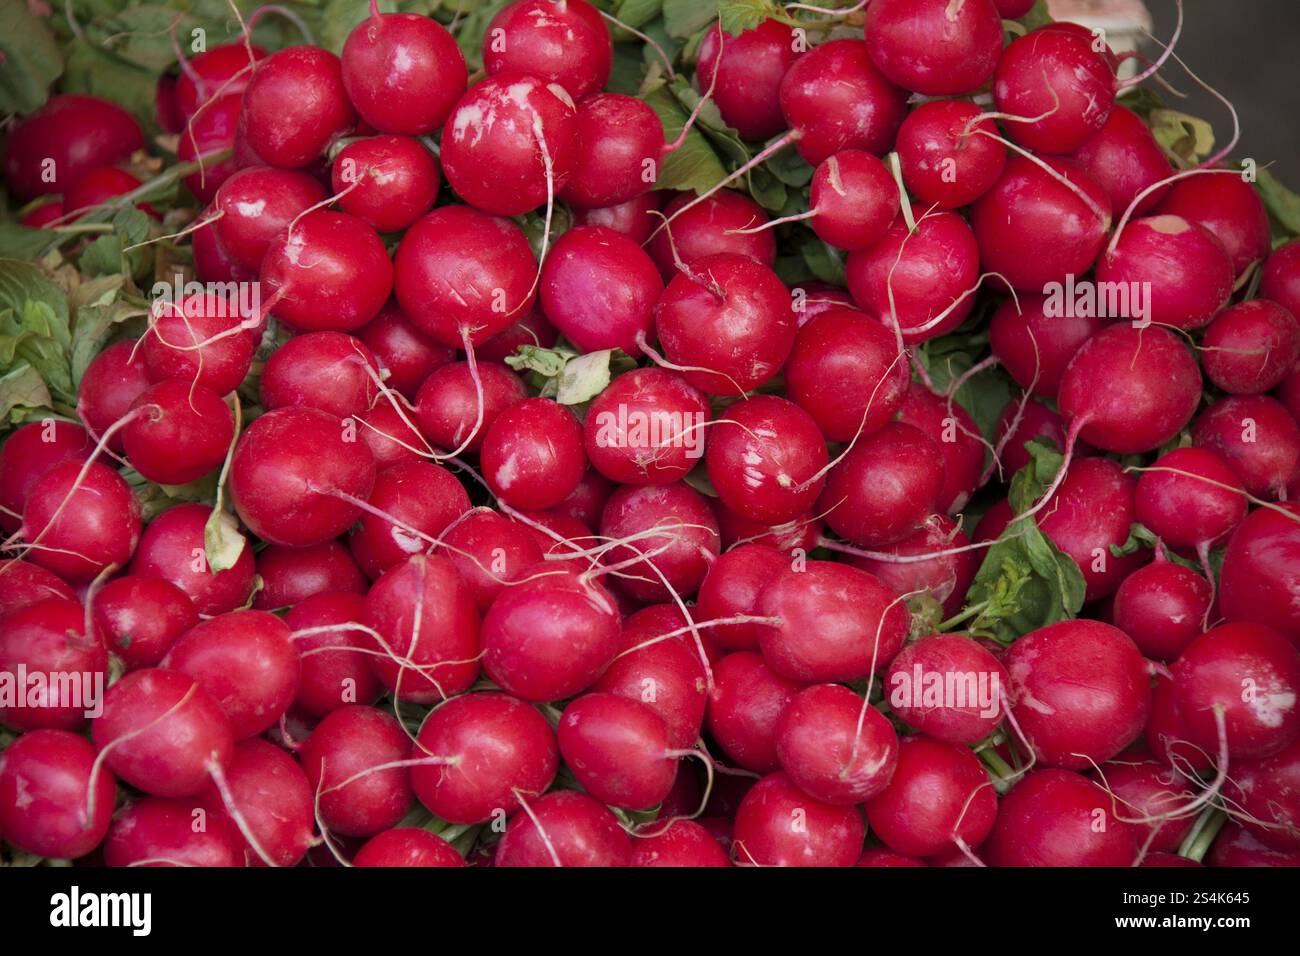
[{"xmin": 3, "ymin": 0, "xmax": 1300, "ymax": 869}]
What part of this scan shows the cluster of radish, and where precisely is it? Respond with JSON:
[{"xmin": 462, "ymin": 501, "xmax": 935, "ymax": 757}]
[{"xmin": 2, "ymin": 0, "xmax": 1299, "ymax": 868}]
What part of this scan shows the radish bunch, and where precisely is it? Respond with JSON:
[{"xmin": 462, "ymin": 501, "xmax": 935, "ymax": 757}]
[{"xmin": 2, "ymin": 0, "xmax": 1300, "ymax": 870}]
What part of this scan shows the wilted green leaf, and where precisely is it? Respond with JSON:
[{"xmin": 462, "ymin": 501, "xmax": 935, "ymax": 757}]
[
  {"xmin": 1149, "ymin": 110, "xmax": 1216, "ymax": 167},
  {"xmin": 1256, "ymin": 168, "xmax": 1300, "ymax": 239},
  {"xmin": 662, "ymin": 0, "xmax": 718, "ymax": 38},
  {"xmin": 615, "ymin": 0, "xmax": 664, "ymax": 30},
  {"xmin": 0, "ymin": 364, "xmax": 54, "ymax": 424},
  {"xmin": 557, "ymin": 349, "xmax": 613, "ymax": 405},
  {"xmin": 78, "ymin": 208, "xmax": 151, "ymax": 278}
]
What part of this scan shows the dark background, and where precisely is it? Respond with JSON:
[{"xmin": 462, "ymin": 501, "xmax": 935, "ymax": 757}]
[{"xmin": 1143, "ymin": 0, "xmax": 1300, "ymax": 184}]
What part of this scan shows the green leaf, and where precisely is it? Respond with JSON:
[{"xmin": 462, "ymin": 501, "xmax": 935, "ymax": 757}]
[
  {"xmin": 61, "ymin": 37, "xmax": 159, "ymax": 133},
  {"xmin": 0, "ymin": 0, "xmax": 64, "ymax": 113},
  {"xmin": 0, "ymin": 259, "xmax": 73, "ymax": 406},
  {"xmin": 641, "ymin": 85, "xmax": 727, "ymax": 193},
  {"xmin": 615, "ymin": 0, "xmax": 664, "ymax": 30},
  {"xmin": 505, "ymin": 344, "xmax": 571, "ymax": 379},
  {"xmin": 662, "ymin": 0, "xmax": 719, "ymax": 39},
  {"xmin": 78, "ymin": 208, "xmax": 151, "ymax": 278},
  {"xmin": 0, "ymin": 364, "xmax": 54, "ymax": 425},
  {"xmin": 1008, "ymin": 440, "xmax": 1064, "ymax": 514},
  {"xmin": 799, "ymin": 235, "xmax": 844, "ymax": 285},
  {"xmin": 556, "ymin": 349, "xmax": 613, "ymax": 405},
  {"xmin": 1019, "ymin": 0, "xmax": 1053, "ymax": 29},
  {"xmin": 1256, "ymin": 168, "xmax": 1300, "ymax": 239},
  {"xmin": 0, "ymin": 222, "xmax": 61, "ymax": 261},
  {"xmin": 718, "ymin": 0, "xmax": 777, "ymax": 35},
  {"xmin": 69, "ymin": 275, "xmax": 139, "ymax": 388},
  {"xmin": 965, "ymin": 517, "xmax": 1087, "ymax": 644},
  {"xmin": 204, "ymin": 506, "xmax": 247, "ymax": 574},
  {"xmin": 451, "ymin": 0, "xmax": 513, "ymax": 71},
  {"xmin": 1148, "ymin": 110, "xmax": 1216, "ymax": 167}
]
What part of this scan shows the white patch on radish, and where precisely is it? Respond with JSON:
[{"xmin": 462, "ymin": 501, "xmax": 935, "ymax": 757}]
[
  {"xmin": 494, "ymin": 454, "xmax": 520, "ymax": 490},
  {"xmin": 1248, "ymin": 688, "xmax": 1297, "ymax": 728}
]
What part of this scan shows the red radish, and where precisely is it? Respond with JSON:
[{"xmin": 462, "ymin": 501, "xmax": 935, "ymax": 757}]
[
  {"xmin": 733, "ymin": 771, "xmax": 865, "ymax": 867},
  {"xmin": 260, "ymin": 211, "xmax": 393, "ymax": 333},
  {"xmin": 697, "ymin": 544, "xmax": 789, "ymax": 652},
  {"xmin": 631, "ymin": 820, "xmax": 730, "ymax": 867},
  {"xmin": 440, "ymin": 72, "xmax": 578, "ymax": 217},
  {"xmin": 0, "ymin": 419, "xmax": 94, "ymax": 533},
  {"xmin": 988, "ymin": 294, "xmax": 1108, "ymax": 399},
  {"xmin": 478, "ymin": 307, "xmax": 559, "ymax": 363},
  {"xmin": 63, "ymin": 166, "xmax": 153, "ymax": 219},
  {"xmin": 412, "ymin": 692, "xmax": 558, "ymax": 824},
  {"xmin": 437, "ymin": 511, "xmax": 539, "ymax": 612},
  {"xmin": 2, "ymin": 94, "xmax": 144, "ymax": 199},
  {"xmin": 1097, "ymin": 753, "xmax": 1197, "ymax": 853},
  {"xmin": 0, "ymin": 730, "xmax": 116, "ymax": 859},
  {"xmin": 1226, "ymin": 738, "xmax": 1300, "ymax": 851},
  {"xmin": 78, "ymin": 340, "xmax": 151, "ymax": 452},
  {"xmin": 557, "ymin": 693, "xmax": 680, "ymax": 810},
  {"xmin": 995, "ymin": 398, "xmax": 1082, "ymax": 476},
  {"xmin": 355, "ymin": 408, "xmax": 425, "ymax": 471},
  {"xmin": 819, "ymin": 421, "xmax": 944, "ymax": 547},
  {"xmin": 0, "ymin": 559, "xmax": 75, "ymax": 619},
  {"xmin": 93, "ymin": 576, "xmax": 198, "ymax": 670},
  {"xmin": 1069, "ymin": 105, "xmax": 1173, "ymax": 215},
  {"xmin": 1209, "ymin": 821, "xmax": 1300, "ymax": 867},
  {"xmin": 92, "ymin": 668, "xmax": 234, "ymax": 797},
  {"xmin": 696, "ymin": 18, "xmax": 802, "ymax": 141},
  {"xmin": 122, "ymin": 380, "xmax": 233, "ymax": 485},
  {"xmin": 1135, "ymin": 447, "xmax": 1247, "ymax": 552},
  {"xmin": 1219, "ymin": 504, "xmax": 1300, "ymax": 646},
  {"xmin": 237, "ymin": 46, "xmax": 355, "ymax": 169},
  {"xmin": 756, "ymin": 560, "xmax": 909, "ymax": 682},
  {"xmin": 1202, "ymin": 300, "xmax": 1300, "ymax": 395},
  {"xmin": 359, "ymin": 303, "xmax": 454, "ymax": 401},
  {"xmin": 103, "ymin": 797, "xmax": 242, "ymax": 867},
  {"xmin": 775, "ymin": 684, "xmax": 898, "ymax": 804},
  {"xmin": 647, "ymin": 191, "xmax": 776, "ymax": 279},
  {"xmin": 715, "ymin": 501, "xmax": 824, "ymax": 555},
  {"xmin": 1147, "ymin": 673, "xmax": 1212, "ymax": 773},
  {"xmin": 1172, "ymin": 622, "xmax": 1300, "ymax": 760},
  {"xmin": 553, "ymin": 468, "xmax": 615, "ymax": 530},
  {"xmin": 884, "ymin": 633, "xmax": 1008, "ymax": 744},
  {"xmin": 196, "ymin": 738, "xmax": 314, "ymax": 867},
  {"xmin": 796, "ymin": 150, "xmax": 899, "ymax": 251},
  {"xmin": 1157, "ymin": 173, "xmax": 1272, "ymax": 276},
  {"xmin": 300, "ymin": 705, "xmax": 414, "ymax": 837},
  {"xmin": 1192, "ymin": 395, "xmax": 1300, "ymax": 500},
  {"xmin": 495, "ymin": 790, "xmax": 632, "ymax": 867},
  {"xmin": 332, "ymin": 135, "xmax": 440, "ymax": 232},
  {"xmin": 130, "ymin": 503, "xmax": 255, "ymax": 616},
  {"xmin": 483, "ymin": 0, "xmax": 611, "ymax": 99},
  {"xmin": 142, "ymin": 292, "xmax": 255, "ymax": 396},
  {"xmin": 515, "ymin": 509, "xmax": 595, "ymax": 557},
  {"xmin": 21, "ymin": 459, "xmax": 141, "ymax": 584},
  {"xmin": 994, "ymin": 0, "xmax": 1037, "ymax": 14},
  {"xmin": 0, "ymin": 598, "xmax": 106, "ymax": 731},
  {"xmin": 19, "ymin": 200, "xmax": 63, "ymax": 228},
  {"xmin": 858, "ymin": 848, "xmax": 926, "ymax": 867},
  {"xmin": 229, "ymin": 406, "xmax": 378, "ymax": 548},
  {"xmin": 394, "ymin": 206, "xmax": 536, "ymax": 348},
  {"xmin": 986, "ymin": 769, "xmax": 1139, "ymax": 867},
  {"xmin": 584, "ymin": 369, "xmax": 709, "ymax": 486},
  {"xmin": 363, "ymin": 554, "xmax": 481, "ymax": 703},
  {"xmin": 1262, "ymin": 241, "xmax": 1300, "ymax": 318},
  {"xmin": 175, "ymin": 43, "xmax": 264, "ymax": 118},
  {"xmin": 846, "ymin": 212, "xmax": 980, "ymax": 342},
  {"xmin": 1113, "ymin": 560, "xmax": 1213, "ymax": 661},
  {"xmin": 212, "ymin": 166, "xmax": 327, "ymax": 272},
  {"xmin": 971, "ymin": 157, "xmax": 1112, "ymax": 292},
  {"xmin": 162, "ymin": 610, "xmax": 299, "ymax": 740},
  {"xmin": 260, "ymin": 332, "xmax": 380, "ymax": 419},
  {"xmin": 192, "ymin": 204, "xmax": 258, "ymax": 283},
  {"xmin": 706, "ymin": 652, "xmax": 802, "ymax": 774},
  {"xmin": 864, "ymin": 0, "xmax": 1003, "ymax": 95},
  {"xmin": 354, "ymin": 829, "xmax": 463, "ymax": 867},
  {"xmin": 574, "ymin": 191, "xmax": 664, "ymax": 245},
  {"xmin": 844, "ymin": 515, "xmax": 980, "ymax": 618},
  {"xmin": 896, "ymin": 100, "xmax": 1006, "ymax": 209},
  {"xmin": 349, "ymin": 460, "xmax": 470, "ymax": 578},
  {"xmin": 342, "ymin": 11, "xmax": 466, "ymax": 135},
  {"xmin": 177, "ymin": 93, "xmax": 242, "ymax": 203},
  {"xmin": 599, "ymin": 482, "xmax": 721, "ymax": 603},
  {"xmin": 255, "ymin": 541, "xmax": 366, "ymax": 611},
  {"xmin": 480, "ymin": 398, "xmax": 586, "ymax": 510},
  {"xmin": 284, "ymin": 592, "xmax": 382, "ymax": 716},
  {"xmin": 896, "ymin": 384, "xmax": 985, "ymax": 513},
  {"xmin": 778, "ymin": 38, "xmax": 909, "ymax": 166},
  {"xmin": 415, "ymin": 362, "xmax": 525, "ymax": 456},
  {"xmin": 1095, "ymin": 215, "xmax": 1234, "ymax": 328}
]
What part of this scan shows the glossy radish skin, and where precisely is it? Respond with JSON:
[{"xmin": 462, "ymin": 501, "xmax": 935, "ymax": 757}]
[
  {"xmin": 715, "ymin": 501, "xmax": 824, "ymax": 555},
  {"xmin": 93, "ymin": 576, "xmax": 198, "ymax": 670},
  {"xmin": 706, "ymin": 651, "xmax": 802, "ymax": 773},
  {"xmin": 986, "ymin": 769, "xmax": 1139, "ymax": 867},
  {"xmin": 62, "ymin": 167, "xmax": 147, "ymax": 218},
  {"xmin": 558, "ymin": 95, "xmax": 663, "ymax": 209},
  {"xmin": 438, "ymin": 510, "xmax": 543, "ymax": 612},
  {"xmin": 557, "ymin": 693, "xmax": 678, "ymax": 810},
  {"xmin": 655, "ymin": 254, "xmax": 796, "ymax": 395},
  {"xmin": 733, "ymin": 772, "xmax": 865, "ymax": 867},
  {"xmin": 122, "ymin": 380, "xmax": 233, "ymax": 485},
  {"xmin": 756, "ymin": 560, "xmax": 910, "ymax": 682},
  {"xmin": 696, "ymin": 19, "xmax": 802, "ymax": 141},
  {"xmin": 359, "ymin": 303, "xmax": 455, "ymax": 400},
  {"xmin": 284, "ymin": 592, "xmax": 381, "ymax": 717},
  {"xmin": 300, "ymin": 705, "xmax": 414, "ymax": 837},
  {"xmin": 864, "ymin": 0, "xmax": 1003, "ymax": 96},
  {"xmin": 631, "ymin": 820, "xmax": 731, "ymax": 867},
  {"xmin": 359, "ymin": 403, "xmax": 428, "ymax": 465},
  {"xmin": 412, "ymin": 692, "xmax": 558, "ymax": 824},
  {"xmin": 1210, "ymin": 820, "xmax": 1300, "ymax": 867},
  {"xmin": 0, "ymin": 730, "xmax": 116, "ymax": 859},
  {"xmin": 212, "ymin": 166, "xmax": 327, "ymax": 272},
  {"xmin": 896, "ymin": 384, "xmax": 985, "ymax": 514},
  {"xmin": 1069, "ymin": 105, "xmax": 1173, "ymax": 215},
  {"xmin": 1192, "ymin": 395, "xmax": 1300, "ymax": 500},
  {"xmin": 482, "ymin": 398, "xmax": 586, "ymax": 510},
  {"xmin": 988, "ymin": 294, "xmax": 1108, "ymax": 399},
  {"xmin": 1135, "ymin": 447, "xmax": 1247, "ymax": 551},
  {"xmin": 705, "ymin": 396, "xmax": 828, "ymax": 525},
  {"xmin": 332, "ymin": 135, "xmax": 440, "ymax": 232},
  {"xmin": 177, "ymin": 93, "xmax": 242, "ymax": 203},
  {"xmin": 884, "ymin": 634, "xmax": 1008, "ymax": 744},
  {"xmin": 349, "ymin": 461, "xmax": 469, "ymax": 579},
  {"xmin": 1157, "ymin": 173, "xmax": 1272, "ymax": 276},
  {"xmin": 584, "ymin": 368, "xmax": 710, "ymax": 486},
  {"xmin": 775, "ymin": 684, "xmax": 898, "ymax": 805},
  {"xmin": 238, "ymin": 46, "xmax": 355, "ymax": 168},
  {"xmin": 143, "ymin": 292, "xmax": 255, "ymax": 396},
  {"xmin": 255, "ymin": 542, "xmax": 366, "ymax": 611},
  {"xmin": 484, "ymin": 0, "xmax": 611, "ymax": 99},
  {"xmin": 1202, "ymin": 300, "xmax": 1300, "ymax": 395},
  {"xmin": 0, "ymin": 559, "xmax": 75, "ymax": 619},
  {"xmin": 1226, "ymin": 738, "xmax": 1300, "ymax": 851},
  {"xmin": 77, "ymin": 340, "xmax": 151, "ymax": 453},
  {"xmin": 807, "ymin": 150, "xmax": 900, "ymax": 251},
  {"xmin": 175, "ymin": 43, "xmax": 264, "ymax": 118},
  {"xmin": 363, "ymin": 554, "xmax": 481, "ymax": 703},
  {"xmin": 846, "ymin": 213, "xmax": 980, "ymax": 342},
  {"xmin": 996, "ymin": 398, "xmax": 1082, "ymax": 477},
  {"xmin": 260, "ymin": 332, "xmax": 380, "ymax": 420},
  {"xmin": 0, "ymin": 598, "xmax": 106, "ymax": 731},
  {"xmin": 1097, "ymin": 754, "xmax": 1197, "ymax": 853},
  {"xmin": 1262, "ymin": 241, "xmax": 1300, "ymax": 318},
  {"xmin": 1219, "ymin": 504, "xmax": 1300, "ymax": 646},
  {"xmin": 1173, "ymin": 622, "xmax": 1300, "ymax": 760},
  {"xmin": 896, "ymin": 100, "xmax": 1006, "ymax": 209},
  {"xmin": 697, "ymin": 544, "xmax": 789, "ymax": 652},
  {"xmin": 599, "ymin": 482, "xmax": 720, "ymax": 603},
  {"xmin": 844, "ymin": 516, "xmax": 979, "ymax": 618},
  {"xmin": 229, "ymin": 406, "xmax": 377, "ymax": 548},
  {"xmin": 540, "ymin": 225, "xmax": 663, "ymax": 354},
  {"xmin": 647, "ymin": 191, "xmax": 776, "ymax": 279},
  {"xmin": 0, "ymin": 419, "xmax": 94, "ymax": 533},
  {"xmin": 574, "ymin": 191, "xmax": 665, "ymax": 245},
  {"xmin": 354, "ymin": 828, "xmax": 464, "ymax": 867},
  {"xmin": 1113, "ymin": 560, "xmax": 1213, "ymax": 662},
  {"xmin": 1095, "ymin": 215, "xmax": 1235, "ymax": 329},
  {"xmin": 22, "ymin": 459, "xmax": 141, "ymax": 584},
  {"xmin": 3, "ymin": 94, "xmax": 144, "ymax": 199},
  {"xmin": 103, "ymin": 797, "xmax": 242, "ymax": 867},
  {"xmin": 342, "ymin": 12, "xmax": 466, "ymax": 135},
  {"xmin": 778, "ymin": 39, "xmax": 909, "ymax": 166},
  {"xmin": 495, "ymin": 790, "xmax": 632, "ymax": 867},
  {"xmin": 414, "ymin": 360, "xmax": 527, "ymax": 453},
  {"xmin": 864, "ymin": 736, "xmax": 997, "ymax": 858},
  {"xmin": 130, "ymin": 503, "xmax": 254, "ymax": 616},
  {"xmin": 196, "ymin": 738, "xmax": 314, "ymax": 867}
]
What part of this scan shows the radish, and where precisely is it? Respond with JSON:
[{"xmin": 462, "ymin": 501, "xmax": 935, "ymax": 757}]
[
  {"xmin": 647, "ymin": 191, "xmax": 776, "ymax": 279},
  {"xmin": 1209, "ymin": 821, "xmax": 1300, "ymax": 868},
  {"xmin": 354, "ymin": 829, "xmax": 464, "ymax": 867},
  {"xmin": 92, "ymin": 668, "xmax": 234, "ymax": 797},
  {"xmin": 843, "ymin": 515, "xmax": 980, "ymax": 618},
  {"xmin": 495, "ymin": 790, "xmax": 632, "ymax": 867},
  {"xmin": 864, "ymin": 0, "xmax": 1003, "ymax": 96},
  {"xmin": 631, "ymin": 820, "xmax": 730, "ymax": 867},
  {"xmin": 130, "ymin": 503, "xmax": 255, "ymax": 616},
  {"xmin": 177, "ymin": 93, "xmax": 242, "ymax": 203},
  {"xmin": 341, "ymin": 9, "xmax": 466, "ymax": 136},
  {"xmin": 237, "ymin": 46, "xmax": 356, "ymax": 169},
  {"xmin": 584, "ymin": 368, "xmax": 710, "ymax": 485},
  {"xmin": 1097, "ymin": 752, "xmax": 1198, "ymax": 853},
  {"xmin": 93, "ymin": 576, "xmax": 198, "ymax": 670},
  {"xmin": 359, "ymin": 303, "xmax": 455, "ymax": 401},
  {"xmin": 1202, "ymin": 300, "xmax": 1300, "ymax": 395},
  {"xmin": 819, "ymin": 421, "xmax": 944, "ymax": 547},
  {"xmin": 995, "ymin": 398, "xmax": 1083, "ymax": 476},
  {"xmin": 300, "ymin": 705, "xmax": 414, "ymax": 837},
  {"xmin": 1147, "ymin": 673, "xmax": 1212, "ymax": 773},
  {"xmin": 994, "ymin": 0, "xmax": 1036, "ymax": 14},
  {"xmin": 756, "ymin": 560, "xmax": 909, "ymax": 682},
  {"xmin": 229, "ymin": 406, "xmax": 378, "ymax": 548},
  {"xmin": 196, "ymin": 738, "xmax": 314, "ymax": 867},
  {"xmin": 1262, "ymin": 241, "xmax": 1300, "ymax": 318},
  {"xmin": 986, "ymin": 769, "xmax": 1139, "ymax": 867},
  {"xmin": 557, "ymin": 693, "xmax": 681, "ymax": 810},
  {"xmin": 715, "ymin": 501, "xmax": 824, "ymax": 555},
  {"xmin": 1135, "ymin": 447, "xmax": 1247, "ymax": 553},
  {"xmin": 1157, "ymin": 172, "xmax": 1272, "ymax": 276},
  {"xmin": 884, "ymin": 633, "xmax": 1008, "ymax": 744},
  {"xmin": 896, "ymin": 384, "xmax": 986, "ymax": 513},
  {"xmin": 775, "ymin": 683, "xmax": 898, "ymax": 804},
  {"xmin": 254, "ymin": 542, "xmax": 366, "ymax": 611},
  {"xmin": 696, "ymin": 543, "xmax": 790, "ymax": 652},
  {"xmin": 175, "ymin": 43, "xmax": 264, "ymax": 119},
  {"xmin": 411, "ymin": 692, "xmax": 558, "ymax": 824},
  {"xmin": 0, "ymin": 420, "xmax": 94, "ymax": 534},
  {"xmin": 706, "ymin": 651, "xmax": 802, "ymax": 773},
  {"xmin": 78, "ymin": 340, "xmax": 152, "ymax": 452},
  {"xmin": 192, "ymin": 206, "xmax": 258, "ymax": 283},
  {"xmin": 162, "ymin": 610, "xmax": 299, "ymax": 740},
  {"xmin": 696, "ymin": 18, "xmax": 802, "ymax": 141},
  {"xmin": 1219, "ymin": 504, "xmax": 1300, "ymax": 646},
  {"xmin": 19, "ymin": 201, "xmax": 64, "ymax": 228},
  {"xmin": 212, "ymin": 166, "xmax": 327, "ymax": 272},
  {"xmin": 539, "ymin": 225, "xmax": 663, "ymax": 354},
  {"xmin": 0, "ymin": 730, "xmax": 116, "ymax": 859},
  {"xmin": 331, "ymin": 135, "xmax": 440, "ymax": 233},
  {"xmin": 1172, "ymin": 622, "xmax": 1300, "ymax": 760},
  {"xmin": 0, "ymin": 598, "xmax": 106, "ymax": 731},
  {"xmin": 1112, "ymin": 560, "xmax": 1213, "ymax": 661},
  {"xmin": 789, "ymin": 150, "xmax": 900, "ymax": 251},
  {"xmin": 478, "ymin": 307, "xmax": 559, "ymax": 364},
  {"xmin": 1226, "ymin": 737, "xmax": 1300, "ymax": 851},
  {"xmin": 260, "ymin": 332, "xmax": 380, "ymax": 420},
  {"xmin": 438, "ymin": 510, "xmax": 543, "ymax": 612},
  {"xmin": 483, "ymin": 0, "xmax": 611, "ymax": 100},
  {"xmin": 1192, "ymin": 395, "xmax": 1300, "ymax": 500},
  {"xmin": 482, "ymin": 398, "xmax": 587, "ymax": 510},
  {"xmin": 283, "ymin": 592, "xmax": 382, "ymax": 716},
  {"xmin": 103, "ymin": 797, "xmax": 242, "ymax": 868},
  {"xmin": 21, "ymin": 459, "xmax": 141, "ymax": 584},
  {"xmin": 988, "ymin": 294, "xmax": 1107, "ymax": 399},
  {"xmin": 732, "ymin": 771, "xmax": 865, "ymax": 867},
  {"xmin": 63, "ymin": 167, "xmax": 152, "ymax": 219},
  {"xmin": 0, "ymin": 559, "xmax": 75, "ymax": 619},
  {"xmin": 1069, "ymin": 105, "xmax": 1173, "ymax": 215},
  {"xmin": 599, "ymin": 482, "xmax": 720, "ymax": 603},
  {"xmin": 858, "ymin": 848, "xmax": 926, "ymax": 867},
  {"xmin": 259, "ymin": 210, "xmax": 394, "ymax": 333},
  {"xmin": 142, "ymin": 292, "xmax": 255, "ymax": 396},
  {"xmin": 574, "ymin": 191, "xmax": 664, "ymax": 245},
  {"xmin": 122, "ymin": 380, "xmax": 234, "ymax": 485},
  {"xmin": 362, "ymin": 554, "xmax": 481, "ymax": 703},
  {"xmin": 2, "ymin": 94, "xmax": 144, "ymax": 199},
  {"xmin": 348, "ymin": 460, "xmax": 471, "ymax": 579},
  {"xmin": 414, "ymin": 360, "xmax": 527, "ymax": 454},
  {"xmin": 896, "ymin": 100, "xmax": 1006, "ymax": 209}
]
